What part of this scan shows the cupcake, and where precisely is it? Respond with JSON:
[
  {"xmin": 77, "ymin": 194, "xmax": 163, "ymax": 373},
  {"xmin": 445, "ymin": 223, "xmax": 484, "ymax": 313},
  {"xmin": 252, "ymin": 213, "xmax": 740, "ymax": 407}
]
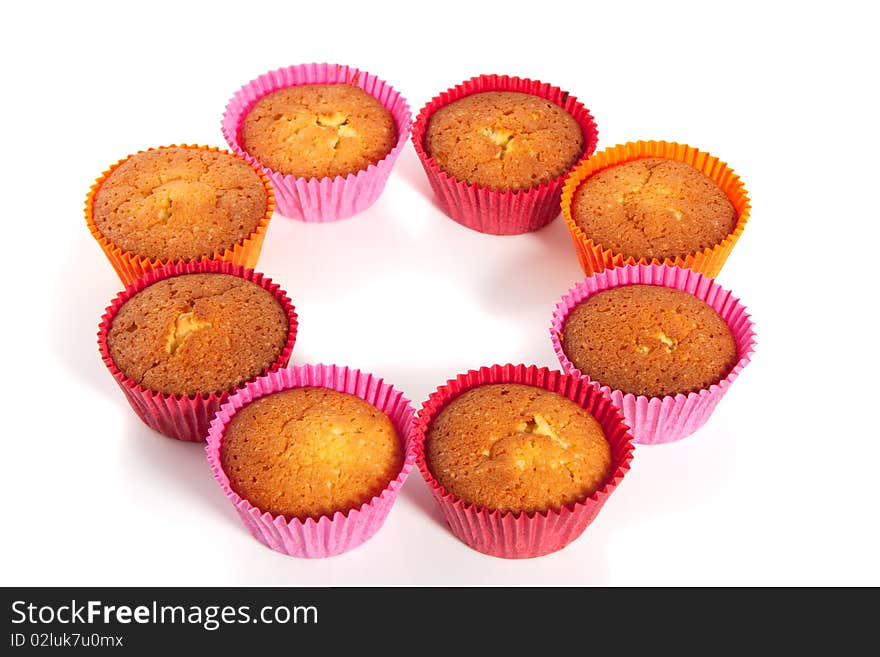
[
  {"xmin": 426, "ymin": 384, "xmax": 613, "ymax": 514},
  {"xmin": 240, "ymin": 84, "xmax": 397, "ymax": 181},
  {"xmin": 206, "ymin": 365, "xmax": 417, "ymax": 558},
  {"xmin": 98, "ymin": 261, "xmax": 297, "ymax": 442},
  {"xmin": 86, "ymin": 145, "xmax": 273, "ymax": 286},
  {"xmin": 425, "ymin": 91, "xmax": 584, "ymax": 192},
  {"xmin": 562, "ymin": 285, "xmax": 738, "ymax": 399},
  {"xmin": 551, "ymin": 264, "xmax": 756, "ymax": 444},
  {"xmin": 222, "ymin": 63, "xmax": 412, "ymax": 222},
  {"xmin": 221, "ymin": 387, "xmax": 403, "ymax": 519},
  {"xmin": 561, "ymin": 141, "xmax": 750, "ymax": 278},
  {"xmin": 415, "ymin": 364, "xmax": 633, "ymax": 559},
  {"xmin": 411, "ymin": 75, "xmax": 598, "ymax": 235}
]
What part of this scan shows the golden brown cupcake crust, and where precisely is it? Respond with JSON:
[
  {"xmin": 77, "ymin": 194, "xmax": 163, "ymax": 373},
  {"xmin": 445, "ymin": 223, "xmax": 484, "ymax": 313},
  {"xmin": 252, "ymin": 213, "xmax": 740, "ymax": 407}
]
[
  {"xmin": 571, "ymin": 158, "xmax": 737, "ymax": 261},
  {"xmin": 561, "ymin": 285, "xmax": 737, "ymax": 398},
  {"xmin": 240, "ymin": 84, "xmax": 397, "ymax": 180},
  {"xmin": 108, "ymin": 273, "xmax": 288, "ymax": 396},
  {"xmin": 93, "ymin": 147, "xmax": 268, "ymax": 262},
  {"xmin": 425, "ymin": 91, "xmax": 584, "ymax": 191},
  {"xmin": 425, "ymin": 383, "xmax": 611, "ymax": 514},
  {"xmin": 221, "ymin": 387, "xmax": 403, "ymax": 520}
]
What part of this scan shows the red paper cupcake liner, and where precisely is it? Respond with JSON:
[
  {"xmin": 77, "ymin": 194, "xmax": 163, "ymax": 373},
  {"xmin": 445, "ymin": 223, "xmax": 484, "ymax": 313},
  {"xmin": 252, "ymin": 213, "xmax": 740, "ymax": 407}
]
[
  {"xmin": 97, "ymin": 261, "xmax": 298, "ymax": 442},
  {"xmin": 222, "ymin": 63, "xmax": 412, "ymax": 222},
  {"xmin": 551, "ymin": 264, "xmax": 756, "ymax": 444},
  {"xmin": 85, "ymin": 144, "xmax": 274, "ymax": 287},
  {"xmin": 411, "ymin": 74, "xmax": 599, "ymax": 235},
  {"xmin": 206, "ymin": 364, "xmax": 417, "ymax": 558},
  {"xmin": 414, "ymin": 364, "xmax": 634, "ymax": 559}
]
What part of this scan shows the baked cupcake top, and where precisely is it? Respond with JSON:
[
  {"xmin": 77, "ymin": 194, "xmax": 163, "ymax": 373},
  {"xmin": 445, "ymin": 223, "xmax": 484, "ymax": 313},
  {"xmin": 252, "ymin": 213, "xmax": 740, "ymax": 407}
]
[
  {"xmin": 561, "ymin": 284, "xmax": 737, "ymax": 398},
  {"xmin": 108, "ymin": 273, "xmax": 288, "ymax": 396},
  {"xmin": 220, "ymin": 387, "xmax": 403, "ymax": 519},
  {"xmin": 240, "ymin": 83, "xmax": 397, "ymax": 180},
  {"xmin": 425, "ymin": 383, "xmax": 611, "ymax": 514},
  {"xmin": 93, "ymin": 147, "xmax": 268, "ymax": 262},
  {"xmin": 424, "ymin": 91, "xmax": 584, "ymax": 191},
  {"xmin": 571, "ymin": 158, "xmax": 737, "ymax": 261}
]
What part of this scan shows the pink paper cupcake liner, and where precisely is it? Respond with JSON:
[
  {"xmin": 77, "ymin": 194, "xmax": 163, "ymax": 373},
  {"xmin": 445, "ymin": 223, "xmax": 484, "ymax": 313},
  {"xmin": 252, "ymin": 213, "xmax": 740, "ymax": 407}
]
[
  {"xmin": 97, "ymin": 261, "xmax": 298, "ymax": 442},
  {"xmin": 222, "ymin": 63, "xmax": 412, "ymax": 222},
  {"xmin": 206, "ymin": 364, "xmax": 417, "ymax": 558},
  {"xmin": 551, "ymin": 264, "xmax": 756, "ymax": 445},
  {"xmin": 414, "ymin": 364, "xmax": 634, "ymax": 559},
  {"xmin": 411, "ymin": 74, "xmax": 599, "ymax": 235}
]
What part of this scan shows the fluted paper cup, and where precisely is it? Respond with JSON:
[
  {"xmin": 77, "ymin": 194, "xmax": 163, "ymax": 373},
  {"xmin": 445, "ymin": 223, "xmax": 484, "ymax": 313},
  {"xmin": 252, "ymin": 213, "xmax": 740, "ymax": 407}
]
[
  {"xmin": 560, "ymin": 140, "xmax": 750, "ymax": 277},
  {"xmin": 551, "ymin": 264, "xmax": 756, "ymax": 444},
  {"xmin": 206, "ymin": 364, "xmax": 417, "ymax": 558},
  {"xmin": 222, "ymin": 63, "xmax": 411, "ymax": 222},
  {"xmin": 411, "ymin": 74, "xmax": 599, "ymax": 235},
  {"xmin": 414, "ymin": 364, "xmax": 633, "ymax": 559}
]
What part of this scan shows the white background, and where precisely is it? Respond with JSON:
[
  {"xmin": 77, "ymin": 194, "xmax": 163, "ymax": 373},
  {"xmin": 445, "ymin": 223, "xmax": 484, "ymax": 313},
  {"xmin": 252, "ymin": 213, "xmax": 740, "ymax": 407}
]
[{"xmin": 3, "ymin": 0, "xmax": 878, "ymax": 586}]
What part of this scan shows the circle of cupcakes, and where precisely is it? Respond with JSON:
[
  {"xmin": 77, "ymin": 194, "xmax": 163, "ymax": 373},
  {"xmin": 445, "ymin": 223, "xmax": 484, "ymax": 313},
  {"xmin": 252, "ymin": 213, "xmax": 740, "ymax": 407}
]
[
  {"xmin": 411, "ymin": 74, "xmax": 598, "ymax": 235},
  {"xmin": 222, "ymin": 63, "xmax": 412, "ymax": 222},
  {"xmin": 414, "ymin": 364, "xmax": 633, "ymax": 559},
  {"xmin": 86, "ymin": 144, "xmax": 274, "ymax": 286},
  {"xmin": 98, "ymin": 260, "xmax": 297, "ymax": 442},
  {"xmin": 206, "ymin": 364, "xmax": 417, "ymax": 558},
  {"xmin": 561, "ymin": 141, "xmax": 750, "ymax": 278},
  {"xmin": 551, "ymin": 264, "xmax": 756, "ymax": 444}
]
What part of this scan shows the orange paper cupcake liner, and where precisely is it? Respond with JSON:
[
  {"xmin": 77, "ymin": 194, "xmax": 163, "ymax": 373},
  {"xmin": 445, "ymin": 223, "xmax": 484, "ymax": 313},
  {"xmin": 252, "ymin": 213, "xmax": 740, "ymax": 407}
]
[
  {"xmin": 560, "ymin": 141, "xmax": 750, "ymax": 278},
  {"xmin": 84, "ymin": 144, "xmax": 274, "ymax": 287}
]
